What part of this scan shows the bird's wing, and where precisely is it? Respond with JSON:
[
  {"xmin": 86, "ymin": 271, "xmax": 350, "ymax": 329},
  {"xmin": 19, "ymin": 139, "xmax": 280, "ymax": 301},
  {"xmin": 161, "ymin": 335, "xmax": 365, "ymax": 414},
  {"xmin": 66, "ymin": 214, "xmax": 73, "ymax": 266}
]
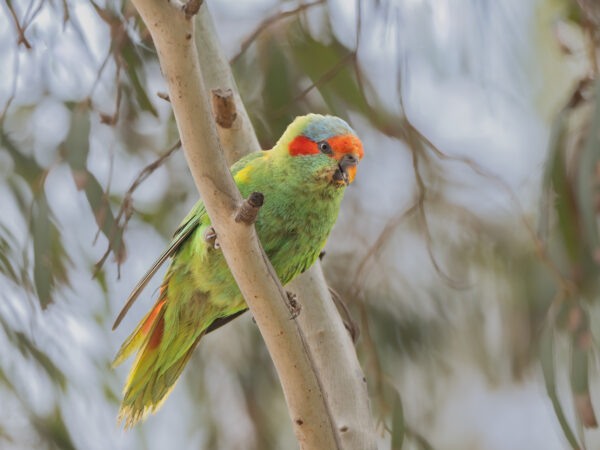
[
  {"xmin": 112, "ymin": 202, "xmax": 206, "ymax": 330},
  {"xmin": 112, "ymin": 150, "xmax": 266, "ymax": 330}
]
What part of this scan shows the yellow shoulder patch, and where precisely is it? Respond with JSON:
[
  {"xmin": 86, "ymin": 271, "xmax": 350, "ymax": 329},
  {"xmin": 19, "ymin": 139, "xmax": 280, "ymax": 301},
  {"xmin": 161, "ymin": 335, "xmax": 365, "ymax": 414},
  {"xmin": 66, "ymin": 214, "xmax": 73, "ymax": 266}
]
[{"xmin": 234, "ymin": 164, "xmax": 254, "ymax": 184}]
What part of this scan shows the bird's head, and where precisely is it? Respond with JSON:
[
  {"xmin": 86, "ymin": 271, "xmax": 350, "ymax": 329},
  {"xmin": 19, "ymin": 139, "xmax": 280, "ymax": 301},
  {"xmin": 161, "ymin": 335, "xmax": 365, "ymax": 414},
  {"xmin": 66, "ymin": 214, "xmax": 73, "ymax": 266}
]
[{"xmin": 276, "ymin": 114, "xmax": 364, "ymax": 186}]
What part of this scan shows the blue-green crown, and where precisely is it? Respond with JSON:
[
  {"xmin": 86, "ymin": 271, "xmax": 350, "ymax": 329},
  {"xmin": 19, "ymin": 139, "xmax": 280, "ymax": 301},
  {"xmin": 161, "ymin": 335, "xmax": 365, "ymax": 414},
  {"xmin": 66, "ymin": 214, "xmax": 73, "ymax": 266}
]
[{"xmin": 301, "ymin": 114, "xmax": 356, "ymax": 142}]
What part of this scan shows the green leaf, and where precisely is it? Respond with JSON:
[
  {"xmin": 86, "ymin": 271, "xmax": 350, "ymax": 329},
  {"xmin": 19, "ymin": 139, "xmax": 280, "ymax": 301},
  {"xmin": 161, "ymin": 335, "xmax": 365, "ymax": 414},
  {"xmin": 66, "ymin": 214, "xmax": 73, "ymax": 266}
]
[
  {"xmin": 288, "ymin": 23, "xmax": 367, "ymax": 117},
  {"xmin": 1, "ymin": 129, "xmax": 43, "ymax": 184},
  {"xmin": 31, "ymin": 191, "xmax": 71, "ymax": 309},
  {"xmin": 391, "ymin": 390, "xmax": 405, "ymax": 450},
  {"xmin": 0, "ymin": 424, "xmax": 13, "ymax": 444},
  {"xmin": 15, "ymin": 331, "xmax": 67, "ymax": 390},
  {"xmin": 0, "ymin": 317, "xmax": 66, "ymax": 390},
  {"xmin": 32, "ymin": 193, "xmax": 53, "ymax": 308},
  {"xmin": 263, "ymin": 39, "xmax": 296, "ymax": 137},
  {"xmin": 0, "ymin": 224, "xmax": 22, "ymax": 286},
  {"xmin": 32, "ymin": 407, "xmax": 76, "ymax": 450},
  {"xmin": 575, "ymin": 79, "xmax": 600, "ymax": 283},
  {"xmin": 540, "ymin": 329, "xmax": 581, "ymax": 449},
  {"xmin": 63, "ymin": 106, "xmax": 90, "ymax": 171},
  {"xmin": 0, "ymin": 366, "xmax": 16, "ymax": 392},
  {"xmin": 121, "ymin": 40, "xmax": 158, "ymax": 117},
  {"xmin": 547, "ymin": 110, "xmax": 580, "ymax": 263},
  {"xmin": 61, "ymin": 106, "xmax": 124, "ymax": 260},
  {"xmin": 82, "ymin": 170, "xmax": 122, "ymax": 256}
]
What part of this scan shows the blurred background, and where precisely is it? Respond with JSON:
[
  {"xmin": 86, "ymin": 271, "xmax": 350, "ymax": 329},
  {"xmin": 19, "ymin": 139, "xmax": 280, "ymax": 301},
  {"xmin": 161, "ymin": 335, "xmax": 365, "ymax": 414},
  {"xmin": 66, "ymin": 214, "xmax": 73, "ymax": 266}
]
[{"xmin": 0, "ymin": 0, "xmax": 599, "ymax": 448}]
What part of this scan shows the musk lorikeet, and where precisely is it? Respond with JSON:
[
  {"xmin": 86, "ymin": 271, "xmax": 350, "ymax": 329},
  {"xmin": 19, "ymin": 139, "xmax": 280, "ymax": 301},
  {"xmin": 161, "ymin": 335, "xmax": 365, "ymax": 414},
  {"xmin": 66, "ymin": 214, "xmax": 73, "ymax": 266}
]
[{"xmin": 112, "ymin": 114, "xmax": 364, "ymax": 427}]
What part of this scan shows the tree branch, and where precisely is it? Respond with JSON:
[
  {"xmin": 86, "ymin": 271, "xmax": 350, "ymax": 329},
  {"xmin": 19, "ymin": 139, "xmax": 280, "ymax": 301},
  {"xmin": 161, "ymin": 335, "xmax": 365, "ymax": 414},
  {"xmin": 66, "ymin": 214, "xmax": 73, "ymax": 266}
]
[
  {"xmin": 229, "ymin": 0, "xmax": 326, "ymax": 65},
  {"xmin": 126, "ymin": 1, "xmax": 375, "ymax": 447},
  {"xmin": 194, "ymin": 7, "xmax": 262, "ymax": 165},
  {"xmin": 127, "ymin": 1, "xmax": 374, "ymax": 448},
  {"xmin": 195, "ymin": 5, "xmax": 376, "ymax": 449}
]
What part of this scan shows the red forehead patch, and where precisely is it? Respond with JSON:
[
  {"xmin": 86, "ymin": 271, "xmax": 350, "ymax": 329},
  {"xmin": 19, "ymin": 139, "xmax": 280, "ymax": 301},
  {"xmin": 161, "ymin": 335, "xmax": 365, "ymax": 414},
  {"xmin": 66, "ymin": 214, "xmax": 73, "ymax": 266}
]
[
  {"xmin": 288, "ymin": 135, "xmax": 319, "ymax": 156},
  {"xmin": 288, "ymin": 134, "xmax": 364, "ymax": 159}
]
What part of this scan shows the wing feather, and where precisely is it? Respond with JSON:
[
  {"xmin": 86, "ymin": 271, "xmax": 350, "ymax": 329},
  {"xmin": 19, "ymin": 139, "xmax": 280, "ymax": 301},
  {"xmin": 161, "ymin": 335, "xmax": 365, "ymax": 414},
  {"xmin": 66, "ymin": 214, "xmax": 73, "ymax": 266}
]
[
  {"xmin": 112, "ymin": 203, "xmax": 206, "ymax": 330},
  {"xmin": 112, "ymin": 151, "xmax": 265, "ymax": 330}
]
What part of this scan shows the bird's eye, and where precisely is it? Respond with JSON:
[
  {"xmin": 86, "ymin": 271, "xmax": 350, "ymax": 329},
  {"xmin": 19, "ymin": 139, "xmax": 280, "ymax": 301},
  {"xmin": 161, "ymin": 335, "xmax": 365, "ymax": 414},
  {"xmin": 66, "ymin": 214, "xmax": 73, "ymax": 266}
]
[{"xmin": 318, "ymin": 141, "xmax": 332, "ymax": 154}]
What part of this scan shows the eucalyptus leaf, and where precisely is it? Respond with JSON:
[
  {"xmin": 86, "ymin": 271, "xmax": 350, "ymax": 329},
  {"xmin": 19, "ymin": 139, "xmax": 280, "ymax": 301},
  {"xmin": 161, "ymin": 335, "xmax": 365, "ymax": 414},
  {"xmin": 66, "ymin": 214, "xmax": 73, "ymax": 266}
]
[
  {"xmin": 391, "ymin": 390, "xmax": 405, "ymax": 450},
  {"xmin": 540, "ymin": 328, "xmax": 581, "ymax": 449}
]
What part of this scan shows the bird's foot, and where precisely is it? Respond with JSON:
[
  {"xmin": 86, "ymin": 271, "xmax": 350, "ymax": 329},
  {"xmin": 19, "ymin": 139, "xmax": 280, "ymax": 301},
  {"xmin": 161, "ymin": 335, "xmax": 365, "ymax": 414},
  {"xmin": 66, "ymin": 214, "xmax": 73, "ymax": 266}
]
[
  {"xmin": 203, "ymin": 226, "xmax": 220, "ymax": 249},
  {"xmin": 286, "ymin": 291, "xmax": 302, "ymax": 319}
]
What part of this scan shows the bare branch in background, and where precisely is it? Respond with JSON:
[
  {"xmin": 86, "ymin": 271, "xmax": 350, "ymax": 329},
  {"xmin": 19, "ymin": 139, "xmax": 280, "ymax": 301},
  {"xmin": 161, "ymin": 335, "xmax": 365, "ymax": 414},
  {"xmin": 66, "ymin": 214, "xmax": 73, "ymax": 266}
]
[
  {"xmin": 409, "ymin": 135, "xmax": 471, "ymax": 289},
  {"xmin": 88, "ymin": 50, "xmax": 113, "ymax": 100},
  {"xmin": 93, "ymin": 140, "xmax": 182, "ymax": 277},
  {"xmin": 4, "ymin": 0, "xmax": 33, "ymax": 49},
  {"xmin": 99, "ymin": 65, "xmax": 122, "ymax": 125},
  {"xmin": 349, "ymin": 203, "xmax": 418, "ymax": 300},
  {"xmin": 409, "ymin": 119, "xmax": 573, "ymax": 295},
  {"xmin": 230, "ymin": 0, "xmax": 326, "ymax": 65},
  {"xmin": 22, "ymin": 0, "xmax": 45, "ymax": 31},
  {"xmin": 328, "ymin": 287, "xmax": 360, "ymax": 343},
  {"xmin": 0, "ymin": 48, "xmax": 20, "ymax": 126},
  {"xmin": 275, "ymin": 51, "xmax": 355, "ymax": 117}
]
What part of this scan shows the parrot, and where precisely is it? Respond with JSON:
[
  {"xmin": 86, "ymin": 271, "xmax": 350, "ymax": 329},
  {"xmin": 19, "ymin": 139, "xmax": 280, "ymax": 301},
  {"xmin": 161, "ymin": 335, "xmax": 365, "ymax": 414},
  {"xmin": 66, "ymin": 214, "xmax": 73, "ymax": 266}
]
[{"xmin": 112, "ymin": 114, "xmax": 364, "ymax": 428}]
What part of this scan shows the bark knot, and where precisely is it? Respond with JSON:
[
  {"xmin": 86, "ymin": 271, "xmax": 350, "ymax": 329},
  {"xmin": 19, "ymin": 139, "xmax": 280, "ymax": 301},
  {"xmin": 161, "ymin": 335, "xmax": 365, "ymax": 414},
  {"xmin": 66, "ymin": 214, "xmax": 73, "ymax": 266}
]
[
  {"xmin": 235, "ymin": 192, "xmax": 264, "ymax": 224},
  {"xmin": 211, "ymin": 88, "xmax": 238, "ymax": 128},
  {"xmin": 182, "ymin": 0, "xmax": 203, "ymax": 19}
]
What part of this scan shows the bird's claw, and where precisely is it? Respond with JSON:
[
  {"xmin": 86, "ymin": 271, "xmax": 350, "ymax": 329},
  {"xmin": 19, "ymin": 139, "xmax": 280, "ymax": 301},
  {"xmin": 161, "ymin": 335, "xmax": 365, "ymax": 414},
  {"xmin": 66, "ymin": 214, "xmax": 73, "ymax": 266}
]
[
  {"xmin": 286, "ymin": 291, "xmax": 301, "ymax": 319},
  {"xmin": 203, "ymin": 226, "xmax": 220, "ymax": 249}
]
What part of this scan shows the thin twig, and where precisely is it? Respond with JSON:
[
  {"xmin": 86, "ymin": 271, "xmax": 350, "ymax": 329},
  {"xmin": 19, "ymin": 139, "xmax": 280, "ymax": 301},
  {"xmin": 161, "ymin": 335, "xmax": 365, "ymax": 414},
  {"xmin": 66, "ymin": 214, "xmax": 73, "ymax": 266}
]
[
  {"xmin": 5, "ymin": 0, "xmax": 32, "ymax": 49},
  {"xmin": 230, "ymin": 0, "xmax": 326, "ymax": 65},
  {"xmin": 100, "ymin": 64, "xmax": 122, "ymax": 125},
  {"xmin": 328, "ymin": 287, "xmax": 360, "ymax": 343},
  {"xmin": 22, "ymin": 0, "xmax": 45, "ymax": 31},
  {"xmin": 93, "ymin": 140, "xmax": 182, "ymax": 277},
  {"xmin": 409, "ymin": 144, "xmax": 471, "ymax": 289},
  {"xmin": 0, "ymin": 47, "xmax": 20, "ymax": 126},
  {"xmin": 88, "ymin": 50, "xmax": 113, "ymax": 100},
  {"xmin": 93, "ymin": 143, "xmax": 116, "ymax": 245},
  {"xmin": 60, "ymin": 0, "xmax": 69, "ymax": 26},
  {"xmin": 349, "ymin": 204, "xmax": 418, "ymax": 300},
  {"xmin": 408, "ymin": 119, "xmax": 572, "ymax": 294},
  {"xmin": 274, "ymin": 51, "xmax": 355, "ymax": 117}
]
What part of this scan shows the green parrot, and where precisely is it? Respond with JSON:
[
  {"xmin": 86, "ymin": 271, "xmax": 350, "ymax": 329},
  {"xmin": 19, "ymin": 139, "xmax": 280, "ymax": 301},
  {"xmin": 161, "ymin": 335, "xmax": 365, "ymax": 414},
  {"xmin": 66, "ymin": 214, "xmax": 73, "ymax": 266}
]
[{"xmin": 112, "ymin": 114, "xmax": 364, "ymax": 427}]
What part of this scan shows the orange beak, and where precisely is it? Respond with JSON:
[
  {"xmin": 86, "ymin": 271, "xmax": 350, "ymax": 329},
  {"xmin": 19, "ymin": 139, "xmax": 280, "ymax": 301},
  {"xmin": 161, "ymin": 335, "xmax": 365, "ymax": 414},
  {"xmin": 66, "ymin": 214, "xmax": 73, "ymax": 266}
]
[
  {"xmin": 345, "ymin": 164, "xmax": 358, "ymax": 184},
  {"xmin": 332, "ymin": 153, "xmax": 361, "ymax": 185}
]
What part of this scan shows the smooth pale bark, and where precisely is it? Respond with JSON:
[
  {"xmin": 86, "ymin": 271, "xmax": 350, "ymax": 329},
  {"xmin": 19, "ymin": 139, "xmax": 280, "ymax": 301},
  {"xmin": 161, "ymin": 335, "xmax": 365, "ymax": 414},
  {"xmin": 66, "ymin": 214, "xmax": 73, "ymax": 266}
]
[
  {"xmin": 195, "ymin": 7, "xmax": 375, "ymax": 448},
  {"xmin": 130, "ymin": 0, "xmax": 375, "ymax": 448}
]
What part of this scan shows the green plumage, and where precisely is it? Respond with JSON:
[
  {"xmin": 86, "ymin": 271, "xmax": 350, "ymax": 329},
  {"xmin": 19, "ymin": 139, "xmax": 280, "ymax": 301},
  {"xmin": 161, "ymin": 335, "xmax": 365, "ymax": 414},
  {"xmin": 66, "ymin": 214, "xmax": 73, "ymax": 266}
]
[{"xmin": 113, "ymin": 114, "xmax": 363, "ymax": 427}]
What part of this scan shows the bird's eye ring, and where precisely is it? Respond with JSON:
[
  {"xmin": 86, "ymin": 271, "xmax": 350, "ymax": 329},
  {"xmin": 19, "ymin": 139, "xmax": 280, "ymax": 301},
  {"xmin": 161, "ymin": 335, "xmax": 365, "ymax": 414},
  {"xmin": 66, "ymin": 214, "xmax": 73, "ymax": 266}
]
[{"xmin": 318, "ymin": 141, "xmax": 332, "ymax": 154}]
